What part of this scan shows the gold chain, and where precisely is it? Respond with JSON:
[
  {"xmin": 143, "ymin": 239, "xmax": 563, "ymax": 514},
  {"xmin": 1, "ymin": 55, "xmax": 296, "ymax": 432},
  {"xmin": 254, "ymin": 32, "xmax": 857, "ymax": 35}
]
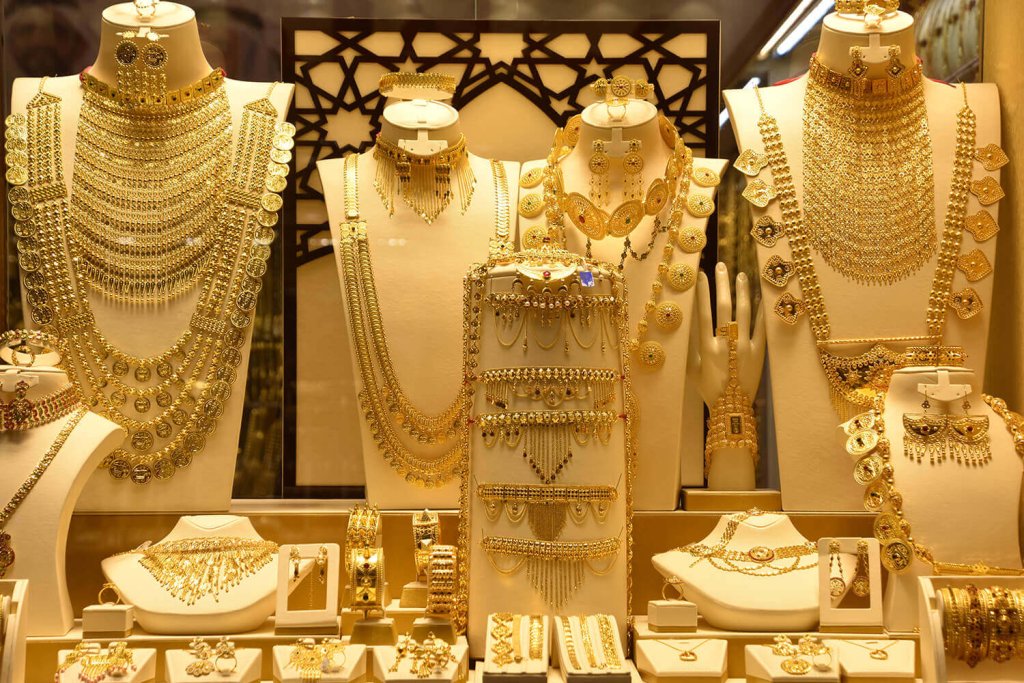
[{"xmin": 676, "ymin": 508, "xmax": 817, "ymax": 576}]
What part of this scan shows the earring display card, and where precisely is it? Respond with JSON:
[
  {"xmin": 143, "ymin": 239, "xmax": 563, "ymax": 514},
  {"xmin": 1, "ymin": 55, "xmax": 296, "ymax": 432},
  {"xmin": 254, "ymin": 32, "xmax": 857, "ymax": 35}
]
[
  {"xmin": 817, "ymin": 538, "xmax": 883, "ymax": 631},
  {"xmin": 481, "ymin": 614, "xmax": 549, "ymax": 681},
  {"xmin": 744, "ymin": 645, "xmax": 839, "ymax": 683},
  {"xmin": 55, "ymin": 647, "xmax": 157, "ymax": 683},
  {"xmin": 634, "ymin": 639, "xmax": 727, "ymax": 683},
  {"xmin": 273, "ymin": 643, "xmax": 367, "ymax": 683},
  {"xmin": 276, "ymin": 543, "xmax": 342, "ymax": 633},
  {"xmin": 821, "ymin": 639, "xmax": 915, "ymax": 682},
  {"xmin": 165, "ymin": 648, "xmax": 261, "ymax": 683}
]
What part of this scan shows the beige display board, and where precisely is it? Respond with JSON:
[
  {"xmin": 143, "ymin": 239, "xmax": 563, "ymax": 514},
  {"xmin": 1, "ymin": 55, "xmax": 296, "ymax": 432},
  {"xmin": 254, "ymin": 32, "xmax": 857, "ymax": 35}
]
[
  {"xmin": 281, "ymin": 18, "xmax": 719, "ymax": 496},
  {"xmin": 724, "ymin": 9, "xmax": 1001, "ymax": 511}
]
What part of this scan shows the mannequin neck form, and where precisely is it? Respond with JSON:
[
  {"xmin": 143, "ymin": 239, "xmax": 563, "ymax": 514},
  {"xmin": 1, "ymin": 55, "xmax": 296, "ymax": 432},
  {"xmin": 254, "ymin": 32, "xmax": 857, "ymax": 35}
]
[
  {"xmin": 164, "ymin": 515, "xmax": 262, "ymax": 540},
  {"xmin": 568, "ymin": 101, "xmax": 668, "ymax": 169},
  {"xmin": 887, "ymin": 366, "xmax": 980, "ymax": 406},
  {"xmin": 89, "ymin": 2, "xmax": 213, "ymax": 91},
  {"xmin": 379, "ymin": 100, "xmax": 463, "ymax": 147},
  {"xmin": 816, "ymin": 11, "xmax": 918, "ymax": 79},
  {"xmin": 705, "ymin": 512, "xmax": 808, "ymax": 548},
  {"xmin": 0, "ymin": 367, "xmax": 71, "ymax": 398}
]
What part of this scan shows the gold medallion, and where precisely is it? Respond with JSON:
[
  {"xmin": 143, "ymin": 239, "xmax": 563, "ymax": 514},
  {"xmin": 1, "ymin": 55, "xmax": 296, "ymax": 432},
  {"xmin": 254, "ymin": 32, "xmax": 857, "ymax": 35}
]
[
  {"xmin": 881, "ymin": 539, "xmax": 913, "ymax": 573},
  {"xmin": 969, "ymin": 176, "xmax": 1005, "ymax": 205},
  {"xmin": 846, "ymin": 429, "xmax": 879, "ymax": 457},
  {"xmin": 748, "ymin": 546, "xmax": 775, "ymax": 563},
  {"xmin": 873, "ymin": 512, "xmax": 909, "ymax": 542},
  {"xmin": 607, "ymin": 200, "xmax": 645, "ymax": 237},
  {"xmin": 956, "ymin": 249, "xmax": 992, "ymax": 282},
  {"xmin": 644, "ymin": 178, "xmax": 669, "ymax": 214},
  {"xmin": 686, "ymin": 193, "xmax": 714, "ymax": 218},
  {"xmin": 734, "ymin": 149, "xmax": 768, "ymax": 176},
  {"xmin": 964, "ymin": 210, "xmax": 999, "ymax": 242},
  {"xmin": 522, "ymin": 226, "xmax": 547, "ymax": 250},
  {"xmin": 518, "ymin": 193, "xmax": 545, "ymax": 218},
  {"xmin": 949, "ymin": 287, "xmax": 983, "ymax": 320},
  {"xmin": 519, "ymin": 167, "xmax": 544, "ymax": 188},
  {"xmin": 666, "ymin": 263, "xmax": 695, "ymax": 292},
  {"xmin": 863, "ymin": 480, "xmax": 889, "ymax": 512},
  {"xmin": 638, "ymin": 340, "xmax": 666, "ymax": 369},
  {"xmin": 853, "ymin": 454, "xmax": 883, "ymax": 485},
  {"xmin": 975, "ymin": 143, "xmax": 1008, "ymax": 171},
  {"xmin": 845, "ymin": 411, "xmax": 876, "ymax": 435},
  {"xmin": 773, "ymin": 293, "xmax": 804, "ymax": 325},
  {"xmin": 741, "ymin": 179, "xmax": 775, "ymax": 208},
  {"xmin": 655, "ymin": 302, "xmax": 683, "ymax": 330},
  {"xmin": 781, "ymin": 657, "xmax": 811, "ymax": 676},
  {"xmin": 750, "ymin": 216, "xmax": 784, "ymax": 248},
  {"xmin": 675, "ymin": 226, "xmax": 706, "ymax": 253},
  {"xmin": 760, "ymin": 255, "xmax": 794, "ymax": 288},
  {"xmin": 691, "ymin": 166, "xmax": 720, "ymax": 187}
]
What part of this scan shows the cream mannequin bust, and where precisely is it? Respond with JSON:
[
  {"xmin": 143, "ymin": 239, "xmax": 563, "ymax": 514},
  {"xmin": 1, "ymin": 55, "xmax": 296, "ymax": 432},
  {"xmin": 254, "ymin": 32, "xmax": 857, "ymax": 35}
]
[
  {"xmin": 724, "ymin": 10, "xmax": 1000, "ymax": 511},
  {"xmin": 517, "ymin": 99, "xmax": 728, "ymax": 510},
  {"xmin": 10, "ymin": 1, "xmax": 295, "ymax": 513},
  {"xmin": 319, "ymin": 99, "xmax": 520, "ymax": 509},
  {"xmin": 875, "ymin": 367, "xmax": 1022, "ymax": 630},
  {"xmin": 101, "ymin": 515, "xmax": 279, "ymax": 634},
  {"xmin": 651, "ymin": 511, "xmax": 819, "ymax": 631},
  {"xmin": 0, "ymin": 365, "xmax": 121, "ymax": 636},
  {"xmin": 691, "ymin": 264, "xmax": 766, "ymax": 490}
]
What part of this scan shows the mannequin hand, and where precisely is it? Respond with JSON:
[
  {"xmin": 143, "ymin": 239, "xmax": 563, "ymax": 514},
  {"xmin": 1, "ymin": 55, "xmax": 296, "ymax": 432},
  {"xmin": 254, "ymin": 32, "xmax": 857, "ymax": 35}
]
[{"xmin": 690, "ymin": 262, "xmax": 766, "ymax": 405}]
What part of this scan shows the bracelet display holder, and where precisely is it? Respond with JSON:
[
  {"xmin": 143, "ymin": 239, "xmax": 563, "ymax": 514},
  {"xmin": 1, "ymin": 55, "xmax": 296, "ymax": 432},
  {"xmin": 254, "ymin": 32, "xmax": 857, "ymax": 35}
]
[
  {"xmin": 412, "ymin": 615, "xmax": 456, "ymax": 645},
  {"xmin": 634, "ymin": 638, "xmax": 727, "ymax": 683},
  {"xmin": 276, "ymin": 543, "xmax": 342, "ymax": 635},
  {"xmin": 744, "ymin": 645, "xmax": 839, "ymax": 683},
  {"xmin": 817, "ymin": 538, "xmax": 883, "ymax": 632},
  {"xmin": 0, "ymin": 580, "xmax": 28, "ymax": 683},
  {"xmin": 55, "ymin": 646, "xmax": 157, "ymax": 683},
  {"xmin": 273, "ymin": 643, "xmax": 367, "ymax": 683},
  {"xmin": 918, "ymin": 575, "xmax": 1024, "ymax": 683},
  {"xmin": 165, "ymin": 647, "xmax": 261, "ymax": 683},
  {"xmin": 82, "ymin": 602, "xmax": 134, "ymax": 638},
  {"xmin": 400, "ymin": 581, "xmax": 428, "ymax": 609},
  {"xmin": 481, "ymin": 614, "xmax": 549, "ymax": 683},
  {"xmin": 554, "ymin": 616, "xmax": 630, "ymax": 683},
  {"xmin": 372, "ymin": 636, "xmax": 470, "ymax": 683},
  {"xmin": 821, "ymin": 639, "xmax": 915, "ymax": 682}
]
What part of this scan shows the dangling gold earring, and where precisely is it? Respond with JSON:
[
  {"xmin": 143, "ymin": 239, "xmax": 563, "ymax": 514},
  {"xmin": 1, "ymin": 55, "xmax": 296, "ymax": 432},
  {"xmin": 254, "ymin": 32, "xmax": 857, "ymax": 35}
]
[
  {"xmin": 903, "ymin": 396, "xmax": 947, "ymax": 464},
  {"xmin": 828, "ymin": 540, "xmax": 846, "ymax": 599},
  {"xmin": 589, "ymin": 140, "xmax": 610, "ymax": 206},
  {"xmin": 848, "ymin": 46, "xmax": 868, "ymax": 78},
  {"xmin": 948, "ymin": 398, "xmax": 991, "ymax": 466},
  {"xmin": 290, "ymin": 546, "xmax": 301, "ymax": 581},
  {"xmin": 317, "ymin": 545, "xmax": 328, "ymax": 584},
  {"xmin": 623, "ymin": 139, "xmax": 644, "ymax": 200},
  {"xmin": 851, "ymin": 540, "xmax": 870, "ymax": 598},
  {"xmin": 886, "ymin": 45, "xmax": 905, "ymax": 78}
]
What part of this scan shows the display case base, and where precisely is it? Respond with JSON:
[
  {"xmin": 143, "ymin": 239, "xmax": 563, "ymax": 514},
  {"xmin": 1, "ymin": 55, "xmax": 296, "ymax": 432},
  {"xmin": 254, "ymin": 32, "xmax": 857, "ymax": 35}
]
[
  {"xmin": 274, "ymin": 616, "xmax": 341, "ymax": 637},
  {"xmin": 400, "ymin": 582, "xmax": 428, "ymax": 608},
  {"xmin": 350, "ymin": 617, "xmax": 398, "ymax": 646},
  {"xmin": 680, "ymin": 490, "xmax": 782, "ymax": 512}
]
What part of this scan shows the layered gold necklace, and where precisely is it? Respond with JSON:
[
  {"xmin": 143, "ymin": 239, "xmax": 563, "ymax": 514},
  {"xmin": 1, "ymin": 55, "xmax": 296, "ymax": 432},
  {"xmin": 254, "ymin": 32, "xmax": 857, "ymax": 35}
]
[
  {"xmin": 7, "ymin": 73, "xmax": 292, "ymax": 485},
  {"xmin": 336, "ymin": 151, "xmax": 511, "ymax": 486},
  {"xmin": 747, "ymin": 74, "xmax": 1001, "ymax": 419},
  {"xmin": 676, "ymin": 509, "xmax": 817, "ymax": 576},
  {"xmin": 802, "ymin": 56, "xmax": 935, "ymax": 285}
]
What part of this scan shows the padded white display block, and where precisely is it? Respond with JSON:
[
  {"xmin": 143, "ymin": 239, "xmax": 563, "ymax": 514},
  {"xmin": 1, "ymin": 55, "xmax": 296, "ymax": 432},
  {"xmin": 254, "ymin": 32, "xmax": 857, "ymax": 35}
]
[
  {"xmin": 481, "ymin": 614, "xmax": 549, "ymax": 679},
  {"xmin": 373, "ymin": 636, "xmax": 469, "ymax": 683},
  {"xmin": 817, "ymin": 538, "xmax": 883, "ymax": 631},
  {"xmin": 822, "ymin": 639, "xmax": 915, "ymax": 682},
  {"xmin": 56, "ymin": 646, "xmax": 156, "ymax": 683},
  {"xmin": 635, "ymin": 638, "xmax": 727, "ymax": 683},
  {"xmin": 745, "ymin": 644, "xmax": 839, "ymax": 683},
  {"xmin": 919, "ymin": 576, "xmax": 1024, "ymax": 682},
  {"xmin": 165, "ymin": 647, "xmax": 261, "ymax": 682},
  {"xmin": 273, "ymin": 643, "xmax": 367, "ymax": 683},
  {"xmin": 0, "ymin": 580, "xmax": 28, "ymax": 683},
  {"xmin": 82, "ymin": 603, "xmax": 134, "ymax": 637},
  {"xmin": 647, "ymin": 600, "xmax": 698, "ymax": 633}
]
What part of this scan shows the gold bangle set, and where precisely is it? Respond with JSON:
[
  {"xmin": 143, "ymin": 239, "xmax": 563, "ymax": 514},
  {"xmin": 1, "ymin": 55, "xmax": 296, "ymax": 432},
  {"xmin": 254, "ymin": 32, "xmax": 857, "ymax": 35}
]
[
  {"xmin": 489, "ymin": 613, "xmax": 545, "ymax": 668},
  {"xmin": 389, "ymin": 631, "xmax": 458, "ymax": 678},
  {"xmin": 559, "ymin": 615, "xmax": 623, "ymax": 672},
  {"xmin": 940, "ymin": 584, "xmax": 1024, "ymax": 667},
  {"xmin": 425, "ymin": 544, "xmax": 458, "ymax": 619}
]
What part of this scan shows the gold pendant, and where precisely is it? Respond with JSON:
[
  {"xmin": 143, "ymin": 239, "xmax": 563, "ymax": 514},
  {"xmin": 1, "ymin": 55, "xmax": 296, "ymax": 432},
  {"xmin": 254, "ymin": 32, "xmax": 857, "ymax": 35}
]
[
  {"xmin": 761, "ymin": 256, "xmax": 794, "ymax": 288},
  {"xmin": 829, "ymin": 576, "xmax": 846, "ymax": 598},
  {"xmin": 956, "ymin": 249, "xmax": 992, "ymax": 282},
  {"xmin": 969, "ymin": 176, "xmax": 1005, "ymax": 205},
  {"xmin": 846, "ymin": 430, "xmax": 879, "ymax": 457},
  {"xmin": 975, "ymin": 143, "xmax": 1009, "ymax": 171},
  {"xmin": 518, "ymin": 193, "xmax": 545, "ymax": 218},
  {"xmin": 675, "ymin": 226, "xmax": 706, "ymax": 253},
  {"xmin": 741, "ymin": 179, "xmax": 776, "ymax": 208},
  {"xmin": 881, "ymin": 539, "xmax": 913, "ymax": 573},
  {"xmin": 868, "ymin": 648, "xmax": 888, "ymax": 661},
  {"xmin": 666, "ymin": 263, "xmax": 696, "ymax": 292},
  {"xmin": 750, "ymin": 216, "xmax": 784, "ymax": 247},
  {"xmin": 853, "ymin": 454, "xmax": 883, "ymax": 485},
  {"xmin": 964, "ymin": 210, "xmax": 999, "ymax": 241},
  {"xmin": 691, "ymin": 166, "xmax": 720, "ymax": 187},
  {"xmin": 949, "ymin": 287, "xmax": 983, "ymax": 319},
  {"xmin": 781, "ymin": 657, "xmax": 811, "ymax": 676},
  {"xmin": 686, "ymin": 193, "xmax": 715, "ymax": 218},
  {"xmin": 773, "ymin": 293, "xmax": 804, "ymax": 325},
  {"xmin": 519, "ymin": 167, "xmax": 544, "ymax": 188},
  {"xmin": 655, "ymin": 302, "xmax": 683, "ymax": 330},
  {"xmin": 734, "ymin": 149, "xmax": 768, "ymax": 176},
  {"xmin": 874, "ymin": 513, "xmax": 911, "ymax": 542}
]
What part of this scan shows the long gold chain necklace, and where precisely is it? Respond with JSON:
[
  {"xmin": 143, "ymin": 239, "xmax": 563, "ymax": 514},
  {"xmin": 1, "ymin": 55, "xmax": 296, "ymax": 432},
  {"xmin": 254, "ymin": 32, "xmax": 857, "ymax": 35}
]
[
  {"xmin": 676, "ymin": 508, "xmax": 817, "ymax": 576},
  {"xmin": 0, "ymin": 406, "xmax": 88, "ymax": 577},
  {"xmin": 7, "ymin": 76, "xmax": 292, "ymax": 485},
  {"xmin": 123, "ymin": 535, "xmax": 279, "ymax": 605},
  {"xmin": 844, "ymin": 393, "xmax": 1024, "ymax": 575},
  {"xmin": 70, "ymin": 69, "xmax": 233, "ymax": 301},
  {"xmin": 336, "ymin": 152, "xmax": 509, "ymax": 486},
  {"xmin": 749, "ymin": 82, "xmax": 992, "ymax": 419},
  {"xmin": 802, "ymin": 56, "xmax": 935, "ymax": 285},
  {"xmin": 372, "ymin": 133, "xmax": 476, "ymax": 224}
]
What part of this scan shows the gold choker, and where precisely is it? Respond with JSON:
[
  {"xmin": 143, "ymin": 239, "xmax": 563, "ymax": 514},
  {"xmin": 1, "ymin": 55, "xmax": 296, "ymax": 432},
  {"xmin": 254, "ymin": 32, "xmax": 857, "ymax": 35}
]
[
  {"xmin": 372, "ymin": 133, "xmax": 476, "ymax": 223},
  {"xmin": 79, "ymin": 67, "xmax": 226, "ymax": 109}
]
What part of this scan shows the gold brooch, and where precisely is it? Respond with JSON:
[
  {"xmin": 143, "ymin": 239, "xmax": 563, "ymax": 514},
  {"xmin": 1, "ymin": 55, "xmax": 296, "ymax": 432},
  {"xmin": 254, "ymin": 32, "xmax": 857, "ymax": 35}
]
[
  {"xmin": 750, "ymin": 216, "xmax": 785, "ymax": 247},
  {"xmin": 742, "ymin": 179, "xmax": 776, "ymax": 208},
  {"xmin": 774, "ymin": 293, "xmax": 804, "ymax": 325}
]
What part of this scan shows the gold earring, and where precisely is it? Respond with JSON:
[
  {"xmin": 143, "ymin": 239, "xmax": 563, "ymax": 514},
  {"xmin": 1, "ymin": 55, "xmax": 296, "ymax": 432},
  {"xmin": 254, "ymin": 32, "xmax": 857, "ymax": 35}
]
[
  {"xmin": 948, "ymin": 398, "xmax": 991, "ymax": 466},
  {"xmin": 851, "ymin": 540, "xmax": 870, "ymax": 598},
  {"xmin": 902, "ymin": 396, "xmax": 947, "ymax": 464},
  {"xmin": 849, "ymin": 46, "xmax": 868, "ymax": 78},
  {"xmin": 623, "ymin": 139, "xmax": 644, "ymax": 200},
  {"xmin": 828, "ymin": 540, "xmax": 846, "ymax": 599},
  {"xmin": 317, "ymin": 545, "xmax": 328, "ymax": 584},
  {"xmin": 886, "ymin": 45, "xmax": 905, "ymax": 78},
  {"xmin": 589, "ymin": 140, "xmax": 610, "ymax": 206},
  {"xmin": 290, "ymin": 546, "xmax": 301, "ymax": 581}
]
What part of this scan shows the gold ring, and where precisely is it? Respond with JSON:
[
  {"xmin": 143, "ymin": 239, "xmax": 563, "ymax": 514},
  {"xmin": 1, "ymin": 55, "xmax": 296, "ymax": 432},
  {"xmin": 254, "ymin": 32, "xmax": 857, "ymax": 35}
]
[{"xmin": 97, "ymin": 582, "xmax": 122, "ymax": 606}]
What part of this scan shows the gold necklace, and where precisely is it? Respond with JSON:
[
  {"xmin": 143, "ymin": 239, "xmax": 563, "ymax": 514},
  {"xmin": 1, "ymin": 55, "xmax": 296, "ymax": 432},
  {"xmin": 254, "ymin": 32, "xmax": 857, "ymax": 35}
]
[
  {"xmin": 802, "ymin": 56, "xmax": 935, "ymax": 285},
  {"xmin": 748, "ymin": 82, "xmax": 996, "ymax": 419},
  {"xmin": 477, "ymin": 482, "xmax": 617, "ymax": 540},
  {"xmin": 0, "ymin": 406, "xmax": 88, "ymax": 578},
  {"xmin": 676, "ymin": 508, "xmax": 817, "ymax": 576},
  {"xmin": 654, "ymin": 639, "xmax": 709, "ymax": 662},
  {"xmin": 0, "ymin": 381, "xmax": 81, "ymax": 431},
  {"xmin": 70, "ymin": 68, "xmax": 232, "ymax": 301},
  {"xmin": 337, "ymin": 153, "xmax": 509, "ymax": 486},
  {"xmin": 844, "ymin": 394, "xmax": 1024, "ymax": 575},
  {"xmin": 842, "ymin": 639, "xmax": 898, "ymax": 661},
  {"xmin": 125, "ymin": 535, "xmax": 279, "ymax": 605},
  {"xmin": 372, "ymin": 133, "xmax": 476, "ymax": 224},
  {"xmin": 8, "ymin": 77, "xmax": 291, "ymax": 485}
]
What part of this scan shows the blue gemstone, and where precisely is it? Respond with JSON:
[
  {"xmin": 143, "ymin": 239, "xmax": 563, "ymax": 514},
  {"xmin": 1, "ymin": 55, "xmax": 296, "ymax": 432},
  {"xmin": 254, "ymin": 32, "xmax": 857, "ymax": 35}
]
[{"xmin": 579, "ymin": 271, "xmax": 595, "ymax": 287}]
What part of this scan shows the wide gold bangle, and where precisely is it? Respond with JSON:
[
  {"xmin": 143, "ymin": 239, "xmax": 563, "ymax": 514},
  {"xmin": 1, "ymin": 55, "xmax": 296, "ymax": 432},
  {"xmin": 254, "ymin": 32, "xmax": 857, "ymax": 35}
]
[
  {"xmin": 349, "ymin": 547, "xmax": 385, "ymax": 611},
  {"xmin": 345, "ymin": 504, "xmax": 381, "ymax": 573},
  {"xmin": 379, "ymin": 72, "xmax": 456, "ymax": 101},
  {"xmin": 412, "ymin": 509, "xmax": 441, "ymax": 578},
  {"xmin": 835, "ymin": 0, "xmax": 899, "ymax": 14},
  {"xmin": 425, "ymin": 545, "xmax": 458, "ymax": 619}
]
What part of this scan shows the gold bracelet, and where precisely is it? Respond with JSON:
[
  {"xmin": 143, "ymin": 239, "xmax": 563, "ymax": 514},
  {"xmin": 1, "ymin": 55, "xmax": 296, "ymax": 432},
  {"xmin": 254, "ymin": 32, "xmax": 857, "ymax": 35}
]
[
  {"xmin": 425, "ymin": 545, "xmax": 458, "ymax": 619},
  {"xmin": 345, "ymin": 504, "xmax": 380, "ymax": 573},
  {"xmin": 835, "ymin": 0, "xmax": 899, "ymax": 14},
  {"xmin": 560, "ymin": 616, "xmax": 581, "ymax": 671},
  {"xmin": 512, "ymin": 614, "xmax": 524, "ymax": 663},
  {"xmin": 350, "ymin": 547, "xmax": 384, "ymax": 611},
  {"xmin": 490, "ymin": 613, "xmax": 515, "ymax": 668},
  {"xmin": 578, "ymin": 616, "xmax": 603, "ymax": 669},
  {"xmin": 528, "ymin": 616, "xmax": 544, "ymax": 660},
  {"xmin": 378, "ymin": 71, "xmax": 456, "ymax": 100},
  {"xmin": 596, "ymin": 615, "xmax": 621, "ymax": 669},
  {"xmin": 412, "ymin": 509, "xmax": 441, "ymax": 577}
]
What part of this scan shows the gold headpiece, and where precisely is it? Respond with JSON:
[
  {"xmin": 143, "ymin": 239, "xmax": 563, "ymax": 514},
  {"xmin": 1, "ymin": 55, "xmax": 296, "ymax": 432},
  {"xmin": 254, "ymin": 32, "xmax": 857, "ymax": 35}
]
[{"xmin": 379, "ymin": 71, "xmax": 456, "ymax": 100}]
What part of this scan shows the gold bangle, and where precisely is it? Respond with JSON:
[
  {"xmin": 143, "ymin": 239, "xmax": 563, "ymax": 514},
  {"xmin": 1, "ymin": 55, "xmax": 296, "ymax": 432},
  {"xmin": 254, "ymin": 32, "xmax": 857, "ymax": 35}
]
[
  {"xmin": 412, "ymin": 509, "xmax": 441, "ymax": 577},
  {"xmin": 349, "ymin": 547, "xmax": 384, "ymax": 610},
  {"xmin": 835, "ymin": 0, "xmax": 899, "ymax": 14},
  {"xmin": 425, "ymin": 545, "xmax": 458, "ymax": 618},
  {"xmin": 345, "ymin": 504, "xmax": 380, "ymax": 572},
  {"xmin": 378, "ymin": 72, "xmax": 456, "ymax": 100}
]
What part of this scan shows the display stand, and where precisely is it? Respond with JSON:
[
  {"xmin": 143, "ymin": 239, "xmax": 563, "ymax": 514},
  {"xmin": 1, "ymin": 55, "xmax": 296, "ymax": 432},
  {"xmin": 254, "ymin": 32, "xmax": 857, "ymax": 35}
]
[
  {"xmin": 744, "ymin": 645, "xmax": 838, "ymax": 683},
  {"xmin": 276, "ymin": 544, "xmax": 342, "ymax": 635},
  {"xmin": 680, "ymin": 490, "xmax": 782, "ymax": 512},
  {"xmin": 724, "ymin": 9, "xmax": 1001, "ymax": 511},
  {"xmin": 55, "ymin": 646, "xmax": 157, "ymax": 683},
  {"xmin": 400, "ymin": 582, "xmax": 428, "ymax": 609},
  {"xmin": 101, "ymin": 515, "xmax": 279, "ymax": 634},
  {"xmin": 821, "ymin": 639, "xmax": 915, "ymax": 682},
  {"xmin": 816, "ymin": 538, "xmax": 882, "ymax": 632},
  {"xmin": 82, "ymin": 602, "xmax": 134, "ymax": 638},
  {"xmin": 350, "ymin": 616, "xmax": 399, "ymax": 646},
  {"xmin": 554, "ymin": 616, "xmax": 630, "ymax": 682},
  {"xmin": 372, "ymin": 636, "xmax": 469, "ymax": 683},
  {"xmin": 480, "ymin": 614, "xmax": 549, "ymax": 681},
  {"xmin": 412, "ymin": 616, "xmax": 456, "ymax": 645},
  {"xmin": 646, "ymin": 600, "xmax": 698, "ymax": 633},
  {"xmin": 165, "ymin": 647, "xmax": 261, "ymax": 683},
  {"xmin": 9, "ymin": 1, "xmax": 295, "ymax": 513},
  {"xmin": 635, "ymin": 638, "xmax": 727, "ymax": 683},
  {"xmin": 273, "ymin": 642, "xmax": 367, "ymax": 683},
  {"xmin": 0, "ymin": 580, "xmax": 27, "ymax": 683},
  {"xmin": 918, "ymin": 576, "xmax": 1024, "ymax": 683}
]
